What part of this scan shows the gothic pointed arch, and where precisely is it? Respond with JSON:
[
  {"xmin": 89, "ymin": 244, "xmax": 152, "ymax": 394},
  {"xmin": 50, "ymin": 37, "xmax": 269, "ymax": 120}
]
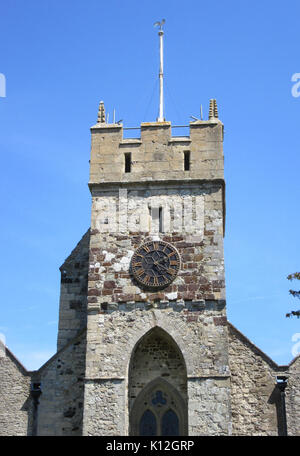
[{"xmin": 128, "ymin": 326, "xmax": 188, "ymax": 436}]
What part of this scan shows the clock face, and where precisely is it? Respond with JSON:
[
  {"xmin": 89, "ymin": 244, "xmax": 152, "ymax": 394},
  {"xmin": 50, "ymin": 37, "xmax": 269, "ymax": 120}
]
[{"xmin": 131, "ymin": 240, "xmax": 180, "ymax": 288}]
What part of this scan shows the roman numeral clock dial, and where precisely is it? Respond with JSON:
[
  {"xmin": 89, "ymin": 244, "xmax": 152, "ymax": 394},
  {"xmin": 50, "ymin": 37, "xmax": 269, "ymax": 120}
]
[{"xmin": 130, "ymin": 241, "xmax": 180, "ymax": 288}]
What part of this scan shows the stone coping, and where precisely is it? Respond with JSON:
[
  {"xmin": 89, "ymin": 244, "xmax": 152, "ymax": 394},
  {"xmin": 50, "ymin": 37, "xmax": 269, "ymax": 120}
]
[
  {"xmin": 88, "ymin": 178, "xmax": 225, "ymax": 189},
  {"xmin": 84, "ymin": 375, "xmax": 231, "ymax": 382},
  {"xmin": 88, "ymin": 299, "xmax": 227, "ymax": 314}
]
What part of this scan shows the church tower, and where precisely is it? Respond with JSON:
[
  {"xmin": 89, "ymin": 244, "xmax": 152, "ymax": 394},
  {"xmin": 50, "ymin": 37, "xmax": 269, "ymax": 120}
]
[
  {"xmin": 2, "ymin": 21, "xmax": 300, "ymax": 438},
  {"xmin": 81, "ymin": 24, "xmax": 230, "ymax": 434},
  {"xmin": 82, "ymin": 101, "xmax": 229, "ymax": 436}
]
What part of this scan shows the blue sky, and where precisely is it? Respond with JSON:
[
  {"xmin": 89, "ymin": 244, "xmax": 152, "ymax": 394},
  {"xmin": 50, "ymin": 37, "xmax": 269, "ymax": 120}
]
[{"xmin": 0, "ymin": 0, "xmax": 300, "ymax": 370}]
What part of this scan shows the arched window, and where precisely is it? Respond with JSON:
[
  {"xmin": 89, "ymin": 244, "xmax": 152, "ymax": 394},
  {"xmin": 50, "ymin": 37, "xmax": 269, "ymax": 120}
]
[
  {"xmin": 130, "ymin": 378, "xmax": 187, "ymax": 436},
  {"xmin": 139, "ymin": 410, "xmax": 157, "ymax": 436},
  {"xmin": 128, "ymin": 327, "xmax": 188, "ymax": 436},
  {"xmin": 162, "ymin": 409, "xmax": 179, "ymax": 436}
]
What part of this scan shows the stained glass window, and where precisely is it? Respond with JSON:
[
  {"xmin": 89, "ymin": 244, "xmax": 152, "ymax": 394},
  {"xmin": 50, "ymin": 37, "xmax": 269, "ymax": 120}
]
[
  {"xmin": 161, "ymin": 409, "xmax": 179, "ymax": 436},
  {"xmin": 139, "ymin": 409, "xmax": 157, "ymax": 436},
  {"xmin": 152, "ymin": 390, "xmax": 167, "ymax": 406}
]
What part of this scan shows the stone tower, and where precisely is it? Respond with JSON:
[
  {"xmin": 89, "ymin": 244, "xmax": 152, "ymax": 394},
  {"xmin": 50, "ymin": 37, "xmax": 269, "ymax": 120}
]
[
  {"xmin": 1, "ymin": 25, "xmax": 300, "ymax": 437},
  {"xmin": 81, "ymin": 99, "xmax": 230, "ymax": 436},
  {"xmin": 1, "ymin": 99, "xmax": 300, "ymax": 438}
]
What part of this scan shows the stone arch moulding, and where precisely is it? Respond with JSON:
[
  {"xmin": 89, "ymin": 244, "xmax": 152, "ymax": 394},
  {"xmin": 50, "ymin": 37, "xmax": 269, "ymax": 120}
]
[
  {"xmin": 129, "ymin": 377, "xmax": 188, "ymax": 436},
  {"xmin": 125, "ymin": 321, "xmax": 189, "ymax": 378},
  {"xmin": 126, "ymin": 326, "xmax": 188, "ymax": 387},
  {"xmin": 127, "ymin": 326, "xmax": 188, "ymax": 436}
]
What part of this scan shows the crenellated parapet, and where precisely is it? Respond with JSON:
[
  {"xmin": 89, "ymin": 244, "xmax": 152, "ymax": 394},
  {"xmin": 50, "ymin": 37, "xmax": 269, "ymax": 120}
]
[{"xmin": 89, "ymin": 101, "xmax": 224, "ymax": 186}]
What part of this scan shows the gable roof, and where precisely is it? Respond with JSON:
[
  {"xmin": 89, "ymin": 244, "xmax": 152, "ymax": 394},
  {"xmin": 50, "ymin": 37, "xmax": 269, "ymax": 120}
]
[
  {"xmin": 227, "ymin": 321, "xmax": 290, "ymax": 371},
  {"xmin": 0, "ymin": 339, "xmax": 31, "ymax": 376}
]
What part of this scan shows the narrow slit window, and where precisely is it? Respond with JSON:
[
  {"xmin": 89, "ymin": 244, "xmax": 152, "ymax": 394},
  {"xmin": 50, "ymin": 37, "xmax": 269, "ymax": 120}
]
[
  {"xmin": 149, "ymin": 206, "xmax": 163, "ymax": 233},
  {"xmin": 125, "ymin": 153, "xmax": 131, "ymax": 173},
  {"xmin": 159, "ymin": 207, "xmax": 163, "ymax": 233},
  {"xmin": 184, "ymin": 151, "xmax": 190, "ymax": 171}
]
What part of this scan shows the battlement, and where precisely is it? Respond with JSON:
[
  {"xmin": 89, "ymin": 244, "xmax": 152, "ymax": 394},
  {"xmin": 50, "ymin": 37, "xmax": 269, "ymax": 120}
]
[{"xmin": 89, "ymin": 104, "xmax": 224, "ymax": 188}]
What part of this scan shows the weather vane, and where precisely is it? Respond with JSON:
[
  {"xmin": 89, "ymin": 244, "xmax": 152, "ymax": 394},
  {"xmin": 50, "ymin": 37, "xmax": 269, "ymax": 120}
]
[{"xmin": 154, "ymin": 19, "xmax": 165, "ymax": 32}]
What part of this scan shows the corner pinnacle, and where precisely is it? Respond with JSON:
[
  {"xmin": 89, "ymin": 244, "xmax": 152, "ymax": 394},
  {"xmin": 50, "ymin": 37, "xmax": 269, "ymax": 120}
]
[
  {"xmin": 97, "ymin": 101, "xmax": 106, "ymax": 123},
  {"xmin": 208, "ymin": 99, "xmax": 219, "ymax": 120}
]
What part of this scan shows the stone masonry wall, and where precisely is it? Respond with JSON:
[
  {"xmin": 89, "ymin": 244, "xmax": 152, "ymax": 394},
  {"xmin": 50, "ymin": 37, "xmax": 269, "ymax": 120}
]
[
  {"xmin": 285, "ymin": 355, "xmax": 300, "ymax": 436},
  {"xmin": 57, "ymin": 230, "xmax": 90, "ymax": 350},
  {"xmin": 83, "ymin": 116, "xmax": 230, "ymax": 435},
  {"xmin": 36, "ymin": 330, "xmax": 86, "ymax": 436},
  {"xmin": 0, "ymin": 345, "xmax": 33, "ymax": 436},
  {"xmin": 228, "ymin": 323, "xmax": 285, "ymax": 436},
  {"xmin": 188, "ymin": 377, "xmax": 231, "ymax": 435},
  {"xmin": 83, "ymin": 304, "xmax": 231, "ymax": 435},
  {"xmin": 89, "ymin": 121, "xmax": 224, "ymax": 184},
  {"xmin": 88, "ymin": 183, "xmax": 225, "ymax": 309}
]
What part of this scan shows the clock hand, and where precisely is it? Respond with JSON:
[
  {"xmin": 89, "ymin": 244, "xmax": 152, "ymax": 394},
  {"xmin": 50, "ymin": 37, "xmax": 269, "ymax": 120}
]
[
  {"xmin": 144, "ymin": 254, "xmax": 156, "ymax": 267},
  {"xmin": 154, "ymin": 262, "xmax": 169, "ymax": 273},
  {"xmin": 153, "ymin": 256, "xmax": 168, "ymax": 265}
]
